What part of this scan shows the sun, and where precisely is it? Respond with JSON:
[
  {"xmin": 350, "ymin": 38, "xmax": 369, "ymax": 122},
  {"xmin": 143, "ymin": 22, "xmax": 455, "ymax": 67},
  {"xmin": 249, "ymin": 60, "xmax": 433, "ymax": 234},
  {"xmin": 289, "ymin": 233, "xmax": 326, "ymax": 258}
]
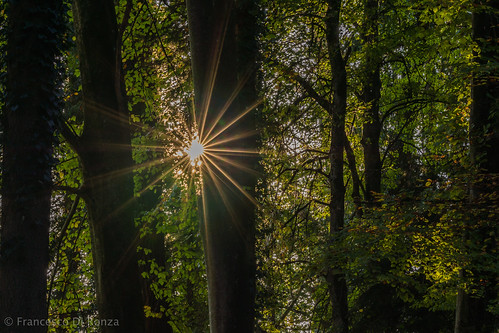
[{"xmin": 184, "ymin": 136, "xmax": 205, "ymax": 166}]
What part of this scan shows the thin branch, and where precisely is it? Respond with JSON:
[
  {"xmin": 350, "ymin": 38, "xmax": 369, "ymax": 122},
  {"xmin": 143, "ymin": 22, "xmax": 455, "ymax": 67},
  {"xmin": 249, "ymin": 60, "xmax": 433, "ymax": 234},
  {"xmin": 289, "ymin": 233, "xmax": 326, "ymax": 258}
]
[
  {"xmin": 381, "ymin": 98, "xmax": 429, "ymax": 124},
  {"xmin": 47, "ymin": 195, "xmax": 81, "ymax": 304},
  {"xmin": 122, "ymin": 2, "xmax": 146, "ymax": 43},
  {"xmin": 303, "ymin": 168, "xmax": 329, "ymax": 179},
  {"xmin": 304, "ymin": 148, "xmax": 329, "ymax": 155},
  {"xmin": 344, "ymin": 132, "xmax": 364, "ymax": 210},
  {"xmin": 283, "ymin": 202, "xmax": 311, "ymax": 227},
  {"xmin": 380, "ymin": 106, "xmax": 423, "ymax": 167},
  {"xmin": 313, "ymin": 198, "xmax": 330, "ymax": 207},
  {"xmin": 279, "ymin": 65, "xmax": 332, "ymax": 112}
]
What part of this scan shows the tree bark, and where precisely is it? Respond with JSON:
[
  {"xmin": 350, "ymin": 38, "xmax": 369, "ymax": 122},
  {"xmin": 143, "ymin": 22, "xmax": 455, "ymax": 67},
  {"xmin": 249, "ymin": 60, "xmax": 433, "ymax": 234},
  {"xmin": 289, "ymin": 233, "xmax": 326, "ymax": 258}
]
[
  {"xmin": 186, "ymin": 0, "xmax": 259, "ymax": 331},
  {"xmin": 360, "ymin": 0, "xmax": 382, "ymax": 204},
  {"xmin": 71, "ymin": 0, "xmax": 144, "ymax": 331},
  {"xmin": 325, "ymin": 1, "xmax": 349, "ymax": 332},
  {"xmin": 455, "ymin": 1, "xmax": 498, "ymax": 332},
  {"xmin": 0, "ymin": 1, "xmax": 63, "ymax": 332}
]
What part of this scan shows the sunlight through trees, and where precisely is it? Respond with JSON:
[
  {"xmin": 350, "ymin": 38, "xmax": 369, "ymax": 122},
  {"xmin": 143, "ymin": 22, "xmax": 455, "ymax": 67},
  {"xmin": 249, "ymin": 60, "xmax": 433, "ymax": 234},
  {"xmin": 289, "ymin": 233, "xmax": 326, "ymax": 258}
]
[{"xmin": 0, "ymin": 0, "xmax": 497, "ymax": 332}]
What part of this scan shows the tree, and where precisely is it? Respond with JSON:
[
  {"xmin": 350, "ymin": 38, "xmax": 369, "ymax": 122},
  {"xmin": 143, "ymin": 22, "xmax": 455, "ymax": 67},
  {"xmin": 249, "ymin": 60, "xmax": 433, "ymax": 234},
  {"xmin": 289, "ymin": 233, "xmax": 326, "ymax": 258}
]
[
  {"xmin": 359, "ymin": 0, "xmax": 381, "ymax": 205},
  {"xmin": 58, "ymin": 0, "xmax": 145, "ymax": 330},
  {"xmin": 186, "ymin": 0, "xmax": 260, "ymax": 331},
  {"xmin": 0, "ymin": 0, "xmax": 63, "ymax": 331},
  {"xmin": 455, "ymin": 0, "xmax": 499, "ymax": 332},
  {"xmin": 256, "ymin": 0, "xmax": 479, "ymax": 331},
  {"xmin": 324, "ymin": 0, "xmax": 349, "ymax": 331}
]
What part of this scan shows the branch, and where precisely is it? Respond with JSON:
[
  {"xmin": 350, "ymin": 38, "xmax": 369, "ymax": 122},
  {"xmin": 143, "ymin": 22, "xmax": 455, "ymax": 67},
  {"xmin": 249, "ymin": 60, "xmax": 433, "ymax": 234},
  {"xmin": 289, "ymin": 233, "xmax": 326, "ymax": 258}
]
[
  {"xmin": 313, "ymin": 198, "xmax": 330, "ymax": 207},
  {"xmin": 53, "ymin": 185, "xmax": 82, "ymax": 196},
  {"xmin": 380, "ymin": 106, "xmax": 423, "ymax": 167},
  {"xmin": 283, "ymin": 202, "xmax": 311, "ymax": 227},
  {"xmin": 56, "ymin": 117, "xmax": 83, "ymax": 156},
  {"xmin": 144, "ymin": 1, "xmax": 178, "ymax": 73},
  {"xmin": 119, "ymin": 0, "xmax": 134, "ymax": 40},
  {"xmin": 303, "ymin": 168, "xmax": 329, "ymax": 179},
  {"xmin": 47, "ymin": 195, "xmax": 81, "ymax": 304},
  {"xmin": 381, "ymin": 98, "xmax": 426, "ymax": 124},
  {"xmin": 344, "ymin": 133, "xmax": 364, "ymax": 212},
  {"xmin": 277, "ymin": 282, "xmax": 309, "ymax": 326},
  {"xmin": 122, "ymin": 2, "xmax": 146, "ymax": 43},
  {"xmin": 279, "ymin": 65, "xmax": 332, "ymax": 112},
  {"xmin": 304, "ymin": 148, "xmax": 329, "ymax": 155}
]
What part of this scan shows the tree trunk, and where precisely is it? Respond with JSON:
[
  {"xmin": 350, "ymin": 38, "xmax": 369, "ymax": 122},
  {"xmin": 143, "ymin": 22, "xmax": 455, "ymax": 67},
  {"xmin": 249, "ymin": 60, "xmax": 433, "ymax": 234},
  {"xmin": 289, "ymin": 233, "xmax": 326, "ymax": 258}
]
[
  {"xmin": 360, "ymin": 0, "xmax": 382, "ymax": 204},
  {"xmin": 186, "ymin": 0, "xmax": 259, "ymax": 331},
  {"xmin": 137, "ymin": 184, "xmax": 173, "ymax": 333},
  {"xmin": 71, "ymin": 0, "xmax": 144, "ymax": 331},
  {"xmin": 455, "ymin": 1, "xmax": 498, "ymax": 332},
  {"xmin": 133, "ymin": 101, "xmax": 174, "ymax": 333},
  {"xmin": 0, "ymin": 1, "xmax": 63, "ymax": 332},
  {"xmin": 325, "ymin": 1, "xmax": 349, "ymax": 332}
]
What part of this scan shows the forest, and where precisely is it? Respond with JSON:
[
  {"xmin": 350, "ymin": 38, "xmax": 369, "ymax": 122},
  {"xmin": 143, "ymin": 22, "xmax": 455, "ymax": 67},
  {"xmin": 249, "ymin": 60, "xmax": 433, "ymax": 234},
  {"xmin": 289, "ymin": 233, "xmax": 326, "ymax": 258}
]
[{"xmin": 0, "ymin": 0, "xmax": 497, "ymax": 332}]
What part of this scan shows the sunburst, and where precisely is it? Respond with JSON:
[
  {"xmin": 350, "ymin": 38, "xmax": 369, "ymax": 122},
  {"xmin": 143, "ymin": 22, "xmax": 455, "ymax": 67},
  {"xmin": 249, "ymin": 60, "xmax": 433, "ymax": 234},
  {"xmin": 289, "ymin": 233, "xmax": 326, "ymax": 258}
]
[
  {"xmin": 184, "ymin": 136, "xmax": 205, "ymax": 166},
  {"xmin": 83, "ymin": 4, "xmax": 261, "ymax": 223}
]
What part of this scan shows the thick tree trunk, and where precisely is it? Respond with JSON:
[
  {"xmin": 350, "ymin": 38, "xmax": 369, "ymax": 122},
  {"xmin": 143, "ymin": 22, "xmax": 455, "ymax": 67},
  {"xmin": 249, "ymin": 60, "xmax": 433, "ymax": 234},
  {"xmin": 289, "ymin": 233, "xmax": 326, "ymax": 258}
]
[
  {"xmin": 360, "ymin": 0, "xmax": 382, "ymax": 204},
  {"xmin": 187, "ymin": 0, "xmax": 259, "ymax": 331},
  {"xmin": 72, "ymin": 0, "xmax": 144, "ymax": 331},
  {"xmin": 325, "ymin": 1, "xmax": 349, "ymax": 332},
  {"xmin": 455, "ymin": 1, "xmax": 498, "ymax": 332},
  {"xmin": 0, "ymin": 1, "xmax": 63, "ymax": 332}
]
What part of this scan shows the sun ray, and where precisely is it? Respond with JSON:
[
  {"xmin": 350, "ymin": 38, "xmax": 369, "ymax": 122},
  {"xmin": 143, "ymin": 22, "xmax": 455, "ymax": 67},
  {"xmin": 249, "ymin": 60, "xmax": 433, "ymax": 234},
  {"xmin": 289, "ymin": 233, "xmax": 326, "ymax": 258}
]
[
  {"xmin": 105, "ymin": 143, "xmax": 182, "ymax": 152},
  {"xmin": 200, "ymin": 166, "xmax": 210, "ymax": 249},
  {"xmin": 204, "ymin": 151, "xmax": 260, "ymax": 176},
  {"xmin": 197, "ymin": 8, "xmax": 232, "ymax": 141},
  {"xmin": 204, "ymin": 147, "xmax": 258, "ymax": 155},
  {"xmin": 135, "ymin": 156, "xmax": 189, "ymax": 196},
  {"xmin": 201, "ymin": 67, "xmax": 256, "ymax": 144},
  {"xmin": 83, "ymin": 156, "xmax": 171, "ymax": 186},
  {"xmin": 202, "ymin": 158, "xmax": 239, "ymax": 219},
  {"xmin": 201, "ymin": 98, "xmax": 262, "ymax": 147},
  {"xmin": 203, "ymin": 154, "xmax": 257, "ymax": 205},
  {"xmin": 202, "ymin": 157, "xmax": 256, "ymax": 243},
  {"xmin": 203, "ymin": 130, "xmax": 256, "ymax": 149}
]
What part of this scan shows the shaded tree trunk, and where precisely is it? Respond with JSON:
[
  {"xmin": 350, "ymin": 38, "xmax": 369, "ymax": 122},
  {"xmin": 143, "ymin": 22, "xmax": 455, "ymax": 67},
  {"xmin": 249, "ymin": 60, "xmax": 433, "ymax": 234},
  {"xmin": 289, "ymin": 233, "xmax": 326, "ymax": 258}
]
[
  {"xmin": 67, "ymin": 0, "xmax": 145, "ymax": 331},
  {"xmin": 360, "ymin": 0, "xmax": 382, "ymax": 204},
  {"xmin": 133, "ymin": 102, "xmax": 173, "ymax": 333},
  {"xmin": 136, "ymin": 179, "xmax": 173, "ymax": 333},
  {"xmin": 455, "ymin": 1, "xmax": 498, "ymax": 332},
  {"xmin": 186, "ymin": 0, "xmax": 259, "ymax": 331},
  {"xmin": 141, "ymin": 226, "xmax": 173, "ymax": 333},
  {"xmin": 0, "ymin": 1, "xmax": 63, "ymax": 331},
  {"xmin": 325, "ymin": 1, "xmax": 349, "ymax": 332}
]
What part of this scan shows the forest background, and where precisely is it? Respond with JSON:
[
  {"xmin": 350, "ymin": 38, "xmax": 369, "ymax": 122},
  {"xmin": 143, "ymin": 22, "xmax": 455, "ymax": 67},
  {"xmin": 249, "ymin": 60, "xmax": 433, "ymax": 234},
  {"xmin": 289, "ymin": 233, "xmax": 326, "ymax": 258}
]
[{"xmin": 0, "ymin": 0, "xmax": 497, "ymax": 332}]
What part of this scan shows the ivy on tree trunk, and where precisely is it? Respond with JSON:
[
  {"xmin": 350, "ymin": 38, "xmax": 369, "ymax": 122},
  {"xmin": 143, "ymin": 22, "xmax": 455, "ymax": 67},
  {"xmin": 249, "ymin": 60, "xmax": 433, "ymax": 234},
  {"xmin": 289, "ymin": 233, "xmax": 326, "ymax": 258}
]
[{"xmin": 0, "ymin": 1, "xmax": 63, "ymax": 331}]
